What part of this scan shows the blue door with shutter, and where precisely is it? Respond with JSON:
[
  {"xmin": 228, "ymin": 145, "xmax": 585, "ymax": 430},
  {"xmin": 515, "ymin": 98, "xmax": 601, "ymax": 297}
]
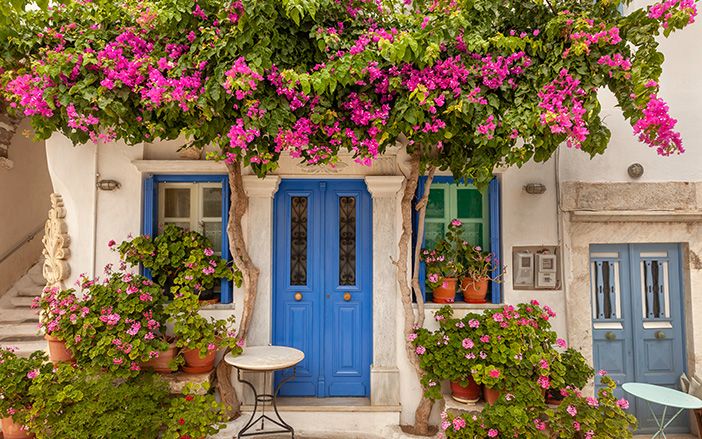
[
  {"xmin": 590, "ymin": 244, "xmax": 687, "ymax": 433},
  {"xmin": 273, "ymin": 179, "xmax": 372, "ymax": 397}
]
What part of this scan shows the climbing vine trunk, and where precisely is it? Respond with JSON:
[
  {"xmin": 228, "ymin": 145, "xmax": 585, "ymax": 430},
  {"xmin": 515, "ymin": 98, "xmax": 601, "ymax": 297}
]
[
  {"xmin": 216, "ymin": 159, "xmax": 261, "ymax": 420},
  {"xmin": 411, "ymin": 166, "xmax": 435, "ymax": 328},
  {"xmin": 395, "ymin": 150, "xmax": 434, "ymax": 435}
]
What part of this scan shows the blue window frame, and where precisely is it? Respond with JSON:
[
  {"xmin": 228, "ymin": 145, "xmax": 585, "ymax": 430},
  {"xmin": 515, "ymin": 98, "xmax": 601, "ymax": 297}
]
[
  {"xmin": 143, "ymin": 174, "xmax": 233, "ymax": 304},
  {"xmin": 412, "ymin": 176, "xmax": 502, "ymax": 304}
]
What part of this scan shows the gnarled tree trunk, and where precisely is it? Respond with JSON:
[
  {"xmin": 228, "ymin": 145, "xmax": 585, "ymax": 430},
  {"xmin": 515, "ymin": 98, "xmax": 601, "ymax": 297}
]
[
  {"xmin": 395, "ymin": 150, "xmax": 437, "ymax": 435},
  {"xmin": 216, "ymin": 160, "xmax": 261, "ymax": 420}
]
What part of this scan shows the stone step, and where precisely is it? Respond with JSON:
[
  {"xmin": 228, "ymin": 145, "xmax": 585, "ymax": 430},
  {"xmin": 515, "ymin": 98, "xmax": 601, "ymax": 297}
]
[
  {"xmin": 0, "ymin": 322, "xmax": 40, "ymax": 338},
  {"xmin": 28, "ymin": 262, "xmax": 46, "ymax": 286},
  {"xmin": 16, "ymin": 285, "xmax": 42, "ymax": 297},
  {"xmin": 1, "ymin": 339, "xmax": 47, "ymax": 357},
  {"xmin": 0, "ymin": 307, "xmax": 38, "ymax": 324},
  {"xmin": 15, "ymin": 282, "xmax": 42, "ymax": 297},
  {"xmin": 10, "ymin": 296, "xmax": 37, "ymax": 308}
]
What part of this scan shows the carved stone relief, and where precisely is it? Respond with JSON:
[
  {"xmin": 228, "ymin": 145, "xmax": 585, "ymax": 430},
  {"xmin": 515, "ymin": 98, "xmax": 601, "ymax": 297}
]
[{"xmin": 42, "ymin": 193, "xmax": 71, "ymax": 290}]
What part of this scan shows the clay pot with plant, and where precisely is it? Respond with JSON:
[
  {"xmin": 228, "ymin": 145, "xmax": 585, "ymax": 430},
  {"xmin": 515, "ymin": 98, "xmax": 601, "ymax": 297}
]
[
  {"xmin": 421, "ymin": 221, "xmax": 466, "ymax": 304},
  {"xmin": 115, "ymin": 224, "xmax": 242, "ymax": 302},
  {"xmin": 452, "ymin": 222, "xmax": 503, "ymax": 304},
  {"xmin": 410, "ymin": 306, "xmax": 485, "ymax": 403},
  {"xmin": 32, "ymin": 287, "xmax": 80, "ymax": 365},
  {"xmin": 168, "ymin": 290, "xmax": 243, "ymax": 373},
  {"xmin": 0, "ymin": 348, "xmax": 52, "ymax": 439},
  {"xmin": 67, "ymin": 271, "xmax": 173, "ymax": 377}
]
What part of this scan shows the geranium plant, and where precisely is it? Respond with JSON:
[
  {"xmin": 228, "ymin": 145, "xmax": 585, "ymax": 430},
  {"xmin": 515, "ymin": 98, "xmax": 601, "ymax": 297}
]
[
  {"xmin": 548, "ymin": 374, "xmax": 637, "ymax": 438},
  {"xmin": 116, "ymin": 224, "xmax": 242, "ymax": 298},
  {"xmin": 548, "ymin": 348, "xmax": 594, "ymax": 403},
  {"xmin": 167, "ymin": 290, "xmax": 243, "ymax": 358},
  {"xmin": 410, "ymin": 306, "xmax": 485, "ymax": 399},
  {"xmin": 422, "ymin": 220, "xmax": 466, "ymax": 290},
  {"xmin": 70, "ymin": 271, "xmax": 171, "ymax": 376},
  {"xmin": 25, "ymin": 364, "xmax": 171, "ymax": 439},
  {"xmin": 0, "ymin": 348, "xmax": 52, "ymax": 425},
  {"xmin": 32, "ymin": 286, "xmax": 81, "ymax": 342},
  {"xmin": 162, "ymin": 383, "xmax": 228, "ymax": 439}
]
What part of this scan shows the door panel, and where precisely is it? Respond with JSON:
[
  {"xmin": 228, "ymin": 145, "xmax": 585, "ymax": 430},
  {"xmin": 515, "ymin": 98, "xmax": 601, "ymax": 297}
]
[
  {"xmin": 274, "ymin": 180, "xmax": 371, "ymax": 398},
  {"xmin": 629, "ymin": 244, "xmax": 686, "ymax": 432},
  {"xmin": 591, "ymin": 245, "xmax": 635, "ymax": 402},
  {"xmin": 591, "ymin": 244, "xmax": 687, "ymax": 434}
]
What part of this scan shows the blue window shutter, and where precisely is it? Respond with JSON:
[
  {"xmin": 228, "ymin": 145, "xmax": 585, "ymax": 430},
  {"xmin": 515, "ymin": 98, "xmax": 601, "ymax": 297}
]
[
  {"xmin": 142, "ymin": 176, "xmax": 157, "ymax": 279},
  {"xmin": 488, "ymin": 178, "xmax": 501, "ymax": 304},
  {"xmin": 220, "ymin": 175, "xmax": 232, "ymax": 304}
]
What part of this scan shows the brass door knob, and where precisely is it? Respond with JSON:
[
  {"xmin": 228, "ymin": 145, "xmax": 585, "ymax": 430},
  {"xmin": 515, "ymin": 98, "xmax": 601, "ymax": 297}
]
[
  {"xmin": 605, "ymin": 331, "xmax": 616, "ymax": 341},
  {"xmin": 294, "ymin": 292, "xmax": 303, "ymax": 301},
  {"xmin": 343, "ymin": 292, "xmax": 352, "ymax": 302},
  {"xmin": 655, "ymin": 331, "xmax": 666, "ymax": 340}
]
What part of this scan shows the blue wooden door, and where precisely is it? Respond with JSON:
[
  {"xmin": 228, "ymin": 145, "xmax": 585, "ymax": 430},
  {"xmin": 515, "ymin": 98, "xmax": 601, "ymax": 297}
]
[
  {"xmin": 273, "ymin": 179, "xmax": 372, "ymax": 397},
  {"xmin": 590, "ymin": 244, "xmax": 687, "ymax": 433}
]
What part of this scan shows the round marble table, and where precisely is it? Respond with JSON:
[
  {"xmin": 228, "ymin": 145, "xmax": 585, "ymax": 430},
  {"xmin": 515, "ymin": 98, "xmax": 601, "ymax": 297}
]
[{"xmin": 224, "ymin": 346, "xmax": 305, "ymax": 439}]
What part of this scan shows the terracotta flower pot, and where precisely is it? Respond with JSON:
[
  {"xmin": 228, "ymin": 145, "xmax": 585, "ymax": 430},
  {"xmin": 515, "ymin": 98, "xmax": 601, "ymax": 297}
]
[
  {"xmin": 483, "ymin": 386, "xmax": 501, "ymax": 405},
  {"xmin": 44, "ymin": 334, "xmax": 74, "ymax": 365},
  {"xmin": 145, "ymin": 342, "xmax": 178, "ymax": 374},
  {"xmin": 182, "ymin": 348, "xmax": 216, "ymax": 374},
  {"xmin": 450, "ymin": 377, "xmax": 481, "ymax": 403},
  {"xmin": 461, "ymin": 277, "xmax": 489, "ymax": 304},
  {"xmin": 1, "ymin": 416, "xmax": 34, "ymax": 439},
  {"xmin": 432, "ymin": 278, "xmax": 457, "ymax": 303}
]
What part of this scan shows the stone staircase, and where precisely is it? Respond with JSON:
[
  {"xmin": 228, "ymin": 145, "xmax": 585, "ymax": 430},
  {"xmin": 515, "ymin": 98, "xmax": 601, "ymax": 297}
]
[{"xmin": 0, "ymin": 260, "xmax": 46, "ymax": 355}]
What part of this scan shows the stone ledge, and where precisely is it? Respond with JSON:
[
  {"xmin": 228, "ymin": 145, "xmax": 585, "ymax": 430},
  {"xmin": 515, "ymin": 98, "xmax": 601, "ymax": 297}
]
[
  {"xmin": 160, "ymin": 370, "xmax": 215, "ymax": 394},
  {"xmin": 441, "ymin": 394, "xmax": 485, "ymax": 417},
  {"xmin": 418, "ymin": 302, "xmax": 504, "ymax": 311},
  {"xmin": 569, "ymin": 210, "xmax": 702, "ymax": 223}
]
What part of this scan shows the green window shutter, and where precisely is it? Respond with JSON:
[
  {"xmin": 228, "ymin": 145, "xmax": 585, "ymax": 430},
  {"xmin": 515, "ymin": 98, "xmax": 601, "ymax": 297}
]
[
  {"xmin": 452, "ymin": 185, "xmax": 490, "ymax": 251},
  {"xmin": 424, "ymin": 184, "xmax": 451, "ymax": 249}
]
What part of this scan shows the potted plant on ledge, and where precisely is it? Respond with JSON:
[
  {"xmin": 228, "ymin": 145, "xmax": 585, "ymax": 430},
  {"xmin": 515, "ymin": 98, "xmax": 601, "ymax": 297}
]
[
  {"xmin": 116, "ymin": 224, "xmax": 241, "ymax": 303},
  {"xmin": 422, "ymin": 220, "xmax": 465, "ymax": 303},
  {"xmin": 168, "ymin": 290, "xmax": 243, "ymax": 373},
  {"xmin": 68, "ymin": 271, "xmax": 174, "ymax": 376},
  {"xmin": 32, "ymin": 287, "xmax": 80, "ymax": 364}
]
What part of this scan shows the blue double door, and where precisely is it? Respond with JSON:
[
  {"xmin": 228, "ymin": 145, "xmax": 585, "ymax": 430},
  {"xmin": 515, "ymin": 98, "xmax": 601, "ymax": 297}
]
[
  {"xmin": 273, "ymin": 179, "xmax": 372, "ymax": 397},
  {"xmin": 590, "ymin": 243, "xmax": 687, "ymax": 433}
]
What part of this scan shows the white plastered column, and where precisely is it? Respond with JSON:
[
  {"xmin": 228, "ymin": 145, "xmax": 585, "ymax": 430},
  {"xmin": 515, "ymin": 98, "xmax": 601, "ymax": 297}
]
[
  {"xmin": 241, "ymin": 175, "xmax": 281, "ymax": 347},
  {"xmin": 364, "ymin": 175, "xmax": 404, "ymax": 406}
]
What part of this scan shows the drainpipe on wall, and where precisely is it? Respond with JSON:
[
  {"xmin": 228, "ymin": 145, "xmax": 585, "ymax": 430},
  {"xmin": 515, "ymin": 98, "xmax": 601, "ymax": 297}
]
[
  {"xmin": 91, "ymin": 146, "xmax": 99, "ymax": 279},
  {"xmin": 554, "ymin": 147, "xmax": 569, "ymax": 340}
]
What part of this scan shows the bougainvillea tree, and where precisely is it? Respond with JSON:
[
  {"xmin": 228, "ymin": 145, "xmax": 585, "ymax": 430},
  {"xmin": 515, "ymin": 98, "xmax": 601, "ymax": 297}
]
[{"xmin": 0, "ymin": 0, "xmax": 696, "ymax": 432}]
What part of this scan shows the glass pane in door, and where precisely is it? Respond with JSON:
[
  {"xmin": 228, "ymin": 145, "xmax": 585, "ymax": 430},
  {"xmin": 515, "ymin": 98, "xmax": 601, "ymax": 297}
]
[{"xmin": 290, "ymin": 197, "xmax": 308, "ymax": 286}]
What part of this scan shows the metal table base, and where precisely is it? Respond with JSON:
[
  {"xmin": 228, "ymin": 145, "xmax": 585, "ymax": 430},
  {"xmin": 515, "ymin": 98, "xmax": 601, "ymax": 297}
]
[
  {"xmin": 647, "ymin": 401, "xmax": 685, "ymax": 439},
  {"xmin": 236, "ymin": 367, "xmax": 296, "ymax": 438}
]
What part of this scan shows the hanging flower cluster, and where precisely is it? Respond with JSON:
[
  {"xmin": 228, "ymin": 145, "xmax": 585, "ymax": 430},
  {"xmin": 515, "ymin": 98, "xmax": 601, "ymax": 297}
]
[
  {"xmin": 538, "ymin": 69, "xmax": 589, "ymax": 149},
  {"xmin": 0, "ymin": 0, "xmax": 695, "ymax": 185}
]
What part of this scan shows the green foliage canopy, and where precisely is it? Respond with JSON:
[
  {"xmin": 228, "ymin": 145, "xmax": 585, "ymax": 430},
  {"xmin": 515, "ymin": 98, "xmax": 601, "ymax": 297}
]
[{"xmin": 0, "ymin": 0, "xmax": 695, "ymax": 185}]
